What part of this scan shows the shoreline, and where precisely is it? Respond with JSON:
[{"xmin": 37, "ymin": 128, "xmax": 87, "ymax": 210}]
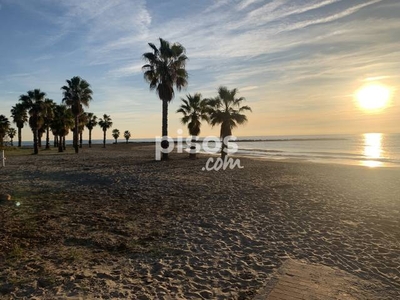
[
  {"xmin": 3, "ymin": 142, "xmax": 400, "ymax": 169},
  {"xmin": 7, "ymin": 133, "xmax": 400, "ymax": 169}
]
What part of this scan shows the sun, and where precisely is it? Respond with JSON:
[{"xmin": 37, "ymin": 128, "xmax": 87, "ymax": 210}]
[{"xmin": 356, "ymin": 84, "xmax": 391, "ymax": 111}]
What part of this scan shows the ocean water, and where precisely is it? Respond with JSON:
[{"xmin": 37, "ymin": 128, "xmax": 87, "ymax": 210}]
[
  {"xmin": 18, "ymin": 133, "xmax": 400, "ymax": 167},
  {"xmin": 234, "ymin": 133, "xmax": 400, "ymax": 168}
]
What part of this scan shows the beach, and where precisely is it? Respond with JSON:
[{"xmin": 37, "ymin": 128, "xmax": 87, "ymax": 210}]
[{"xmin": 0, "ymin": 144, "xmax": 399, "ymax": 299}]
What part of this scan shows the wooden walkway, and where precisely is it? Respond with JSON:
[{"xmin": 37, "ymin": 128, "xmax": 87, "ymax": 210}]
[{"xmin": 254, "ymin": 260, "xmax": 376, "ymax": 300}]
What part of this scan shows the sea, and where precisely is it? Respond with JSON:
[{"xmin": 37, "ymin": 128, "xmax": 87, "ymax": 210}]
[
  {"xmin": 18, "ymin": 133, "xmax": 400, "ymax": 168},
  {"xmin": 234, "ymin": 133, "xmax": 400, "ymax": 168}
]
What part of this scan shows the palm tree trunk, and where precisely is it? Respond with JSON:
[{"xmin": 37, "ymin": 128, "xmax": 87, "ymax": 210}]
[
  {"xmin": 89, "ymin": 129, "xmax": 92, "ymax": 148},
  {"xmin": 46, "ymin": 125, "xmax": 50, "ymax": 149},
  {"xmin": 161, "ymin": 99, "xmax": 169, "ymax": 160},
  {"xmin": 221, "ymin": 142, "xmax": 226, "ymax": 159},
  {"xmin": 18, "ymin": 127, "xmax": 22, "ymax": 147},
  {"xmin": 103, "ymin": 130, "xmax": 106, "ymax": 148},
  {"xmin": 54, "ymin": 135, "xmax": 58, "ymax": 147},
  {"xmin": 74, "ymin": 115, "xmax": 79, "ymax": 153},
  {"xmin": 10, "ymin": 138, "xmax": 14, "ymax": 146},
  {"xmin": 190, "ymin": 136, "xmax": 196, "ymax": 159},
  {"xmin": 220, "ymin": 125, "xmax": 231, "ymax": 159},
  {"xmin": 58, "ymin": 135, "xmax": 63, "ymax": 152},
  {"xmin": 0, "ymin": 136, "xmax": 3, "ymax": 147},
  {"xmin": 126, "ymin": 138, "xmax": 128, "ymax": 144},
  {"xmin": 33, "ymin": 128, "xmax": 39, "ymax": 154},
  {"xmin": 38, "ymin": 133, "xmax": 42, "ymax": 148},
  {"xmin": 63, "ymin": 136, "xmax": 66, "ymax": 150},
  {"xmin": 79, "ymin": 132, "xmax": 83, "ymax": 148}
]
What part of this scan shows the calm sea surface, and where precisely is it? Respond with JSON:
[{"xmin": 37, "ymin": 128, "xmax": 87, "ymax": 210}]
[{"xmin": 234, "ymin": 133, "xmax": 400, "ymax": 168}]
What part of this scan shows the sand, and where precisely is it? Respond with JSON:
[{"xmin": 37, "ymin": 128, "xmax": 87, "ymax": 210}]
[{"xmin": 0, "ymin": 143, "xmax": 399, "ymax": 299}]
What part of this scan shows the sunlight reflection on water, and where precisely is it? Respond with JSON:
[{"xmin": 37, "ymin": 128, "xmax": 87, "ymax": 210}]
[{"xmin": 362, "ymin": 133, "xmax": 383, "ymax": 167}]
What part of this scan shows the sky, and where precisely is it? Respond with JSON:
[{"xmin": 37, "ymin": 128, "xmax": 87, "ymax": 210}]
[{"xmin": 0, "ymin": 0, "xmax": 399, "ymax": 141}]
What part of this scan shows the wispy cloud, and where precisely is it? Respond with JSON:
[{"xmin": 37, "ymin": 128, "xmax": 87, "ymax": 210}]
[
  {"xmin": 108, "ymin": 62, "xmax": 144, "ymax": 78},
  {"xmin": 282, "ymin": 0, "xmax": 384, "ymax": 32},
  {"xmin": 33, "ymin": 54, "xmax": 54, "ymax": 62},
  {"xmin": 364, "ymin": 76, "xmax": 392, "ymax": 82},
  {"xmin": 1, "ymin": 0, "xmax": 399, "ymax": 137}
]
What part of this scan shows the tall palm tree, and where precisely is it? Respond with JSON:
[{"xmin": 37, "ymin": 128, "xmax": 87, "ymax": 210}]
[
  {"xmin": 207, "ymin": 86, "xmax": 252, "ymax": 158},
  {"xmin": 142, "ymin": 38, "xmax": 188, "ymax": 160},
  {"xmin": 42, "ymin": 98, "xmax": 55, "ymax": 149},
  {"xmin": 0, "ymin": 115, "xmax": 10, "ymax": 147},
  {"xmin": 52, "ymin": 127, "xmax": 59, "ymax": 148},
  {"xmin": 38, "ymin": 126, "xmax": 45, "ymax": 148},
  {"xmin": 51, "ymin": 105, "xmax": 74, "ymax": 153},
  {"xmin": 7, "ymin": 128, "xmax": 17, "ymax": 146},
  {"xmin": 98, "ymin": 114, "xmax": 112, "ymax": 148},
  {"xmin": 61, "ymin": 76, "xmax": 93, "ymax": 154},
  {"xmin": 85, "ymin": 112, "xmax": 97, "ymax": 148},
  {"xmin": 19, "ymin": 89, "xmax": 46, "ymax": 154},
  {"xmin": 177, "ymin": 93, "xmax": 209, "ymax": 159},
  {"xmin": 124, "ymin": 130, "xmax": 131, "ymax": 144},
  {"xmin": 10, "ymin": 103, "xmax": 28, "ymax": 147},
  {"xmin": 78, "ymin": 113, "xmax": 88, "ymax": 148},
  {"xmin": 112, "ymin": 129, "xmax": 120, "ymax": 144}
]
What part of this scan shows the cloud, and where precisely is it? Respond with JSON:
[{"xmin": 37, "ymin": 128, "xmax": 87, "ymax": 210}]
[
  {"xmin": 247, "ymin": 0, "xmax": 344, "ymax": 24},
  {"xmin": 236, "ymin": 0, "xmax": 265, "ymax": 10},
  {"xmin": 240, "ymin": 86, "xmax": 259, "ymax": 92},
  {"xmin": 33, "ymin": 54, "xmax": 54, "ymax": 62},
  {"xmin": 107, "ymin": 62, "xmax": 144, "ymax": 78},
  {"xmin": 364, "ymin": 76, "xmax": 392, "ymax": 82},
  {"xmin": 281, "ymin": 0, "xmax": 383, "ymax": 32},
  {"xmin": 2, "ymin": 0, "xmax": 400, "ymax": 137}
]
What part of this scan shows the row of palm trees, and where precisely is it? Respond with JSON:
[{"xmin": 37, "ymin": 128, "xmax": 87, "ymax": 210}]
[
  {"xmin": 142, "ymin": 38, "xmax": 252, "ymax": 160},
  {"xmin": 1, "ymin": 105, "xmax": 132, "ymax": 149},
  {"xmin": 0, "ymin": 77, "xmax": 133, "ymax": 151},
  {"xmin": 175, "ymin": 87, "xmax": 251, "ymax": 159},
  {"xmin": 0, "ymin": 115, "xmax": 12, "ymax": 147},
  {"xmin": 3, "ymin": 38, "xmax": 251, "ymax": 159},
  {"xmin": 111, "ymin": 129, "xmax": 132, "ymax": 144}
]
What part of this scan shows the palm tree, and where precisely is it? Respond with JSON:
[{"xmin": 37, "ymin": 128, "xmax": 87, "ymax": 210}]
[
  {"xmin": 85, "ymin": 112, "xmax": 97, "ymax": 148},
  {"xmin": 19, "ymin": 89, "xmax": 46, "ymax": 154},
  {"xmin": 0, "ymin": 115, "xmax": 10, "ymax": 147},
  {"xmin": 177, "ymin": 93, "xmax": 209, "ymax": 159},
  {"xmin": 51, "ymin": 105, "xmax": 74, "ymax": 152},
  {"xmin": 78, "ymin": 113, "xmax": 88, "ymax": 148},
  {"xmin": 112, "ymin": 129, "xmax": 120, "ymax": 144},
  {"xmin": 142, "ymin": 38, "xmax": 188, "ymax": 160},
  {"xmin": 207, "ymin": 86, "xmax": 252, "ymax": 159},
  {"xmin": 38, "ymin": 126, "xmax": 45, "ymax": 148},
  {"xmin": 42, "ymin": 98, "xmax": 55, "ymax": 149},
  {"xmin": 10, "ymin": 103, "xmax": 28, "ymax": 147},
  {"xmin": 61, "ymin": 76, "xmax": 93, "ymax": 154},
  {"xmin": 124, "ymin": 130, "xmax": 131, "ymax": 144},
  {"xmin": 7, "ymin": 128, "xmax": 17, "ymax": 146},
  {"xmin": 98, "ymin": 114, "xmax": 112, "ymax": 148},
  {"xmin": 52, "ymin": 126, "xmax": 59, "ymax": 148}
]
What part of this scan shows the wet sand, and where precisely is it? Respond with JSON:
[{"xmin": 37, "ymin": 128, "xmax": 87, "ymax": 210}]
[{"xmin": 0, "ymin": 143, "xmax": 399, "ymax": 299}]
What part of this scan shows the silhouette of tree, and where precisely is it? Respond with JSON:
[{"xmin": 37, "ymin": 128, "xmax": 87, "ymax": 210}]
[
  {"xmin": 206, "ymin": 87, "xmax": 251, "ymax": 158},
  {"xmin": 98, "ymin": 114, "xmax": 112, "ymax": 148},
  {"xmin": 142, "ymin": 38, "xmax": 188, "ymax": 160},
  {"xmin": 177, "ymin": 93, "xmax": 209, "ymax": 159},
  {"xmin": 62, "ymin": 76, "xmax": 93, "ymax": 153},
  {"xmin": 19, "ymin": 89, "xmax": 46, "ymax": 154}
]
